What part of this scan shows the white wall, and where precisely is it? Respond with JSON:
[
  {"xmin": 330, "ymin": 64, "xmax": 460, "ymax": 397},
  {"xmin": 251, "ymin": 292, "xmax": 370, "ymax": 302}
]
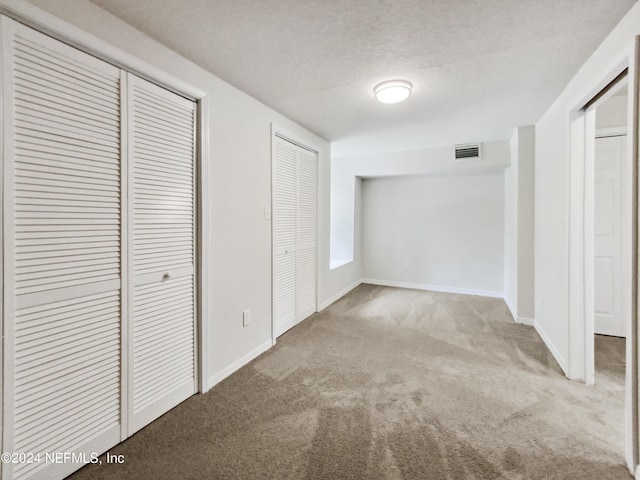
[
  {"xmin": 504, "ymin": 126, "xmax": 535, "ymax": 323},
  {"xmin": 517, "ymin": 128, "xmax": 535, "ymax": 321},
  {"xmin": 504, "ymin": 141, "xmax": 518, "ymax": 314},
  {"xmin": 534, "ymin": 1, "xmax": 640, "ymax": 374},
  {"xmin": 18, "ymin": 0, "xmax": 332, "ymax": 390},
  {"xmin": 328, "ymin": 141, "xmax": 510, "ymax": 300},
  {"xmin": 362, "ymin": 172, "xmax": 505, "ymax": 296}
]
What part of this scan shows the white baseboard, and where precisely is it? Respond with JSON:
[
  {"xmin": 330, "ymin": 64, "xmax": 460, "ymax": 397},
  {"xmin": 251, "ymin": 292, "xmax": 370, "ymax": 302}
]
[
  {"xmin": 361, "ymin": 278, "xmax": 503, "ymax": 299},
  {"xmin": 533, "ymin": 320, "xmax": 568, "ymax": 374},
  {"xmin": 318, "ymin": 280, "xmax": 362, "ymax": 310},
  {"xmin": 206, "ymin": 339, "xmax": 272, "ymax": 391},
  {"xmin": 516, "ymin": 316, "xmax": 535, "ymax": 326},
  {"xmin": 503, "ymin": 296, "xmax": 534, "ymax": 326}
]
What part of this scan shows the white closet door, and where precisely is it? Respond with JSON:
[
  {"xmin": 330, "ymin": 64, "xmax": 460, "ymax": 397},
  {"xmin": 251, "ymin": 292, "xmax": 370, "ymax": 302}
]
[
  {"xmin": 128, "ymin": 74, "xmax": 196, "ymax": 434},
  {"xmin": 272, "ymin": 136, "xmax": 317, "ymax": 337},
  {"xmin": 296, "ymin": 149, "xmax": 317, "ymax": 321},
  {"xmin": 594, "ymin": 135, "xmax": 625, "ymax": 337},
  {"xmin": 2, "ymin": 18, "xmax": 122, "ymax": 480},
  {"xmin": 273, "ymin": 138, "xmax": 297, "ymax": 336}
]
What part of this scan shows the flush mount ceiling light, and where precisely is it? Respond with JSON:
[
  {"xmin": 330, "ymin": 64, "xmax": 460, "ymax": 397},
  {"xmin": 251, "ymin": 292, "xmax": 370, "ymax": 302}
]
[{"xmin": 374, "ymin": 80, "xmax": 412, "ymax": 104}]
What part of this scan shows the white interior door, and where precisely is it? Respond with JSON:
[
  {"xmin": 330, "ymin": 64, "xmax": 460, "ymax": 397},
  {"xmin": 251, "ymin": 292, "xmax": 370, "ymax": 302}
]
[
  {"xmin": 2, "ymin": 18, "xmax": 122, "ymax": 480},
  {"xmin": 272, "ymin": 135, "xmax": 317, "ymax": 337},
  {"xmin": 127, "ymin": 74, "xmax": 197, "ymax": 434},
  {"xmin": 594, "ymin": 134, "xmax": 626, "ymax": 337}
]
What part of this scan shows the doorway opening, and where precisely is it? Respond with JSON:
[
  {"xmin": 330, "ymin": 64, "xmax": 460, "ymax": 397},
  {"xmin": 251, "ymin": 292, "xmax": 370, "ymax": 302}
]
[
  {"xmin": 592, "ymin": 81, "xmax": 629, "ymax": 461},
  {"xmin": 569, "ymin": 58, "xmax": 637, "ymax": 473}
]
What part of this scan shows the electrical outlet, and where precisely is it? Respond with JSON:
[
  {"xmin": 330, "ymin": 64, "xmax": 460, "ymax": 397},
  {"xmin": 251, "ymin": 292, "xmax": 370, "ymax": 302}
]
[
  {"xmin": 404, "ymin": 261, "xmax": 411, "ymax": 271},
  {"xmin": 242, "ymin": 309, "xmax": 251, "ymax": 327}
]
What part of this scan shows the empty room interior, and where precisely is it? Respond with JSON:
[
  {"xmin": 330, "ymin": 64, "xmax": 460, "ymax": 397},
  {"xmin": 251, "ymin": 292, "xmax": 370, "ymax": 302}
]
[{"xmin": 1, "ymin": 0, "xmax": 640, "ymax": 479}]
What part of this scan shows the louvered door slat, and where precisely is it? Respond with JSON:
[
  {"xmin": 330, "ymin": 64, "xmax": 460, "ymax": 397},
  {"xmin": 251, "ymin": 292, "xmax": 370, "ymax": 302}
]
[
  {"xmin": 133, "ymin": 168, "xmax": 193, "ymax": 184},
  {"xmin": 3, "ymin": 18, "xmax": 122, "ymax": 480},
  {"xmin": 134, "ymin": 122, "xmax": 195, "ymax": 147},
  {"xmin": 135, "ymin": 158, "xmax": 193, "ymax": 177},
  {"xmin": 17, "ymin": 99, "xmax": 119, "ymax": 131},
  {"xmin": 273, "ymin": 140, "xmax": 297, "ymax": 252},
  {"xmin": 17, "ymin": 238, "xmax": 119, "ymax": 251},
  {"xmin": 14, "ymin": 358, "xmax": 118, "ymax": 418},
  {"xmin": 134, "ymin": 283, "xmax": 193, "ymax": 309},
  {"xmin": 134, "ymin": 297, "xmax": 194, "ymax": 321},
  {"xmin": 14, "ymin": 75, "xmax": 119, "ymax": 118},
  {"xmin": 13, "ymin": 295, "xmax": 120, "ymax": 478},
  {"xmin": 129, "ymin": 74, "xmax": 196, "ymax": 435},
  {"xmin": 132, "ymin": 105, "xmax": 194, "ymax": 129},
  {"xmin": 296, "ymin": 247, "xmax": 316, "ymax": 320},
  {"xmin": 273, "ymin": 252, "xmax": 296, "ymax": 335},
  {"xmin": 14, "ymin": 53, "xmax": 119, "ymax": 101},
  {"xmin": 15, "ymin": 152, "xmax": 118, "ymax": 173},
  {"xmin": 15, "ymin": 134, "xmax": 120, "ymax": 162},
  {"xmin": 15, "ymin": 89, "xmax": 120, "ymax": 126},
  {"xmin": 12, "ymin": 36, "xmax": 119, "ymax": 86},
  {"xmin": 16, "ymin": 113, "xmax": 120, "ymax": 144}
]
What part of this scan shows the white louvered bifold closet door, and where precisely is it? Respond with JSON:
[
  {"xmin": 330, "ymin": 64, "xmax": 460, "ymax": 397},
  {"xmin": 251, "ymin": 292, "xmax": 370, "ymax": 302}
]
[
  {"xmin": 273, "ymin": 138, "xmax": 297, "ymax": 336},
  {"xmin": 127, "ymin": 74, "xmax": 196, "ymax": 434},
  {"xmin": 2, "ymin": 18, "xmax": 123, "ymax": 480},
  {"xmin": 272, "ymin": 136, "xmax": 317, "ymax": 337}
]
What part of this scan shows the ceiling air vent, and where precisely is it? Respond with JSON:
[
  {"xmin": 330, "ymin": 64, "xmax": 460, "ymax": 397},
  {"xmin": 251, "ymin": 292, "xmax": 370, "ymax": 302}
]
[{"xmin": 454, "ymin": 143, "xmax": 481, "ymax": 160}]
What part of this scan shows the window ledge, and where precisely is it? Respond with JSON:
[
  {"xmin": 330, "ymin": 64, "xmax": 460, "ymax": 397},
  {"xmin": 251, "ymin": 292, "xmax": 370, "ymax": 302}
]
[{"xmin": 330, "ymin": 258, "xmax": 353, "ymax": 270}]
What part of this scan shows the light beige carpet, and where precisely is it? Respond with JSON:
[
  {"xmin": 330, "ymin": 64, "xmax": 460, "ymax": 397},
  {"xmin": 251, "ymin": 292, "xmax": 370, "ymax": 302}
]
[{"xmin": 70, "ymin": 284, "xmax": 628, "ymax": 479}]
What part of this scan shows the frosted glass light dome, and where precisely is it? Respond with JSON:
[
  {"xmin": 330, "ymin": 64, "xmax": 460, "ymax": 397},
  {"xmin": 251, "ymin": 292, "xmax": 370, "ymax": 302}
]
[{"xmin": 374, "ymin": 80, "xmax": 412, "ymax": 104}]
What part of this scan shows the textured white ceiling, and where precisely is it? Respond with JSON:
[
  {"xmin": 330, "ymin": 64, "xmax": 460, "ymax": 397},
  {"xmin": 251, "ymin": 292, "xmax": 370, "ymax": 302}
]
[{"xmin": 88, "ymin": 0, "xmax": 636, "ymax": 156}]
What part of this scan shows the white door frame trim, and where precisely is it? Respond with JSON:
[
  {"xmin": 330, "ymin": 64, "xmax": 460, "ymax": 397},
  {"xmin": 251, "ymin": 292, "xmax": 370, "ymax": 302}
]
[
  {"xmin": 571, "ymin": 104, "xmax": 599, "ymax": 385},
  {"xmin": 567, "ymin": 40, "xmax": 638, "ymax": 474},
  {"xmin": 0, "ymin": 0, "xmax": 212, "ymax": 396}
]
